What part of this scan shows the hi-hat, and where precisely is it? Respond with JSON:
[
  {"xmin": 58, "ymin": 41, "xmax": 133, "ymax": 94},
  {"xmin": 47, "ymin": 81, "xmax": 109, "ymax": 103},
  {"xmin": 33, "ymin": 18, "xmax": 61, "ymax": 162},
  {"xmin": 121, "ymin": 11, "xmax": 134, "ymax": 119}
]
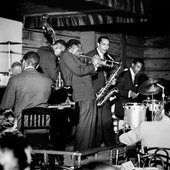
[
  {"xmin": 138, "ymin": 78, "xmax": 162, "ymax": 95},
  {"xmin": 0, "ymin": 41, "xmax": 22, "ymax": 45},
  {"xmin": 0, "ymin": 50, "xmax": 22, "ymax": 55}
]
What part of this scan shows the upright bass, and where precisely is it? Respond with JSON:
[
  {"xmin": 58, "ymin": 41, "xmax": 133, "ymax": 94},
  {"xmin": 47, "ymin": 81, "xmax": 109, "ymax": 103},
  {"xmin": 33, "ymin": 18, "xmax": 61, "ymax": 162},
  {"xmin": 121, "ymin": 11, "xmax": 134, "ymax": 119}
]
[{"xmin": 41, "ymin": 14, "xmax": 64, "ymax": 89}]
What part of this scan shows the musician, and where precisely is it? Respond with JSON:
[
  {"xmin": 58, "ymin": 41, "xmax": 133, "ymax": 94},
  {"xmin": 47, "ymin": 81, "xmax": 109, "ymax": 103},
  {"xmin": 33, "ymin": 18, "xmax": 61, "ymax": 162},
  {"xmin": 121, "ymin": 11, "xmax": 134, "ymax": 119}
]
[
  {"xmin": 0, "ymin": 51, "xmax": 52, "ymax": 128},
  {"xmin": 10, "ymin": 61, "xmax": 22, "ymax": 76},
  {"xmin": 119, "ymin": 101, "xmax": 170, "ymax": 151},
  {"xmin": 37, "ymin": 39, "xmax": 66, "ymax": 83},
  {"xmin": 86, "ymin": 35, "xmax": 117, "ymax": 147},
  {"xmin": 59, "ymin": 39, "xmax": 100, "ymax": 151},
  {"xmin": 114, "ymin": 58, "xmax": 144, "ymax": 120}
]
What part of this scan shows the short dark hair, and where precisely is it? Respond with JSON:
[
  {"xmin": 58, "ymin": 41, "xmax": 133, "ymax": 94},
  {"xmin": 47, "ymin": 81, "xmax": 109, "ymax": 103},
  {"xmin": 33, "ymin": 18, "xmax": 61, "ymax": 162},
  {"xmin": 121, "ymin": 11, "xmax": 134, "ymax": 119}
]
[
  {"xmin": 11, "ymin": 61, "xmax": 22, "ymax": 69},
  {"xmin": 53, "ymin": 39, "xmax": 67, "ymax": 47},
  {"xmin": 132, "ymin": 58, "xmax": 144, "ymax": 66},
  {"xmin": 97, "ymin": 35, "xmax": 109, "ymax": 44},
  {"xmin": 66, "ymin": 39, "xmax": 81, "ymax": 49},
  {"xmin": 22, "ymin": 51, "xmax": 40, "ymax": 67}
]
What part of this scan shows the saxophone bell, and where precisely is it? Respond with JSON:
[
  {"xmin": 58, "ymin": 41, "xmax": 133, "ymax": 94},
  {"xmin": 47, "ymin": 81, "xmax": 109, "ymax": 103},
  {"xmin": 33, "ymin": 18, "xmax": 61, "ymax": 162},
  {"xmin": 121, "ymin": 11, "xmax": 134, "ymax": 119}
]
[
  {"xmin": 96, "ymin": 63, "xmax": 122, "ymax": 106},
  {"xmin": 97, "ymin": 87, "xmax": 119, "ymax": 107}
]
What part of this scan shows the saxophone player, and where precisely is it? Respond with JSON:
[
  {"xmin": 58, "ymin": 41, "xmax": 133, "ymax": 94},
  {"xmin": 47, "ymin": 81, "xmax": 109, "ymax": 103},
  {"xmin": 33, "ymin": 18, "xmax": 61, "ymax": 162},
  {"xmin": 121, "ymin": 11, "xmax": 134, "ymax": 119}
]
[{"xmin": 86, "ymin": 35, "xmax": 117, "ymax": 147}]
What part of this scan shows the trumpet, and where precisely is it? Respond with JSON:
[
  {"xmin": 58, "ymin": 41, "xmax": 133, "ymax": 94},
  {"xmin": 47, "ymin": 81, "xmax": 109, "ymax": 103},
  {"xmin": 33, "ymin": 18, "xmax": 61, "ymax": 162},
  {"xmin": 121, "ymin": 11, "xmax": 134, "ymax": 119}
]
[{"xmin": 79, "ymin": 54, "xmax": 120, "ymax": 68}]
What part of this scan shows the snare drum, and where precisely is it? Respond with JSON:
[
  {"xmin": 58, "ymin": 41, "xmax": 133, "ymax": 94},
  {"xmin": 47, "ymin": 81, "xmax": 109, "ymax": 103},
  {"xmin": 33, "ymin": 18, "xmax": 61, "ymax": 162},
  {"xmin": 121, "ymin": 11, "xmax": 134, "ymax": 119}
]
[{"xmin": 124, "ymin": 103, "xmax": 147, "ymax": 129}]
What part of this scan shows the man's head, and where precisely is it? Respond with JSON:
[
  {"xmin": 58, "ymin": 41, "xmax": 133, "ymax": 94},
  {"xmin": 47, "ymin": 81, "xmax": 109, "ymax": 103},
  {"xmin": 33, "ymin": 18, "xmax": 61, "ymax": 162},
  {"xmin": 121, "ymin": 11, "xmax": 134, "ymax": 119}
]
[
  {"xmin": 10, "ymin": 61, "xmax": 22, "ymax": 76},
  {"xmin": 67, "ymin": 39, "xmax": 82, "ymax": 57},
  {"xmin": 51, "ymin": 39, "xmax": 66, "ymax": 57},
  {"xmin": 21, "ymin": 51, "xmax": 40, "ymax": 70},
  {"xmin": 131, "ymin": 58, "xmax": 144, "ymax": 75},
  {"xmin": 97, "ymin": 36, "xmax": 110, "ymax": 55}
]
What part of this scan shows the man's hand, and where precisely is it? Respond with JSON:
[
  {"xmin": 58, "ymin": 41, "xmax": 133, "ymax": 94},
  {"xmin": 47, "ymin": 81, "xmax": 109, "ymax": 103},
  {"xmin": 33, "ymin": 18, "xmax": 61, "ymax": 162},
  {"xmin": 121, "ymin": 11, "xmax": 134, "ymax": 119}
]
[
  {"xmin": 111, "ymin": 78, "xmax": 116, "ymax": 85},
  {"xmin": 130, "ymin": 91, "xmax": 138, "ymax": 99},
  {"xmin": 91, "ymin": 55, "xmax": 100, "ymax": 68}
]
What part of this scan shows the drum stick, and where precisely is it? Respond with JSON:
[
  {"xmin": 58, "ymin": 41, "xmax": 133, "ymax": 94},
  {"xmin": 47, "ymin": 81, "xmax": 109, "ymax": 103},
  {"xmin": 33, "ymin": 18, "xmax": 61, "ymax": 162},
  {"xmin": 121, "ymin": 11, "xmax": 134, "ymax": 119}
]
[{"xmin": 132, "ymin": 93, "xmax": 139, "ymax": 99}]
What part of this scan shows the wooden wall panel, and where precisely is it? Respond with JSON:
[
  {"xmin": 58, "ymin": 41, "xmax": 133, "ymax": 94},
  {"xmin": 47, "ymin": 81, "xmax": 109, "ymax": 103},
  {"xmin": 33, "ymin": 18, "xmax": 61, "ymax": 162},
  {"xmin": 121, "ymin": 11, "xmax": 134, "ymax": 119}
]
[
  {"xmin": 144, "ymin": 48, "xmax": 170, "ymax": 59},
  {"xmin": 144, "ymin": 71, "xmax": 170, "ymax": 80},
  {"xmin": 144, "ymin": 59, "xmax": 170, "ymax": 71},
  {"xmin": 144, "ymin": 35, "xmax": 170, "ymax": 80}
]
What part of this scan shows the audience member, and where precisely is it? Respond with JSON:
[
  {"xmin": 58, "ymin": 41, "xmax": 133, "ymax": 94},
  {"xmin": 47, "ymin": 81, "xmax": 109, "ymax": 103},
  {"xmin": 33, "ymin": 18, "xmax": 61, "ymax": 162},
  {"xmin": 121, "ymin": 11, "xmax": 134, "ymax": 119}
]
[
  {"xmin": 60, "ymin": 39, "xmax": 100, "ymax": 151},
  {"xmin": 10, "ymin": 61, "xmax": 22, "ymax": 76},
  {"xmin": 37, "ymin": 39, "xmax": 66, "ymax": 83},
  {"xmin": 0, "ymin": 51, "xmax": 52, "ymax": 128},
  {"xmin": 119, "ymin": 102, "xmax": 170, "ymax": 151},
  {"xmin": 0, "ymin": 109, "xmax": 22, "ymax": 138},
  {"xmin": 0, "ymin": 135, "xmax": 32, "ymax": 170},
  {"xmin": 86, "ymin": 35, "xmax": 116, "ymax": 147},
  {"xmin": 114, "ymin": 58, "xmax": 144, "ymax": 120}
]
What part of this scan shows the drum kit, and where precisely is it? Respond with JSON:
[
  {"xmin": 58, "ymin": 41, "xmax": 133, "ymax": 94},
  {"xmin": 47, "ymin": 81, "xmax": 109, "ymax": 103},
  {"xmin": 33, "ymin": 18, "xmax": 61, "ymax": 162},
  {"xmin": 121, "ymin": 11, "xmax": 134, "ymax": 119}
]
[{"xmin": 124, "ymin": 77, "xmax": 166, "ymax": 130}]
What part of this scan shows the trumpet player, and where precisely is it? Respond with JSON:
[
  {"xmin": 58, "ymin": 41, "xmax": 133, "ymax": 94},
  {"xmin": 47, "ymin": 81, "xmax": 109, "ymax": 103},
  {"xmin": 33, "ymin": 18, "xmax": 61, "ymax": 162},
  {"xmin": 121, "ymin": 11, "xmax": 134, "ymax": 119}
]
[
  {"xmin": 59, "ymin": 39, "xmax": 101, "ymax": 151},
  {"xmin": 86, "ymin": 35, "xmax": 117, "ymax": 147}
]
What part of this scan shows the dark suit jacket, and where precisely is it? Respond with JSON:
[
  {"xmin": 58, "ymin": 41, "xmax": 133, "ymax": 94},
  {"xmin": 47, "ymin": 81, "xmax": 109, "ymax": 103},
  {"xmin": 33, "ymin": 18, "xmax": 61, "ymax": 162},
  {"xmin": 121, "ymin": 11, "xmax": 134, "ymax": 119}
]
[
  {"xmin": 59, "ymin": 51, "xmax": 96, "ymax": 102},
  {"xmin": 114, "ymin": 68, "xmax": 139, "ymax": 119},
  {"xmin": 0, "ymin": 68, "xmax": 52, "ymax": 126},
  {"xmin": 86, "ymin": 48, "xmax": 115, "ymax": 94},
  {"xmin": 37, "ymin": 45, "xmax": 59, "ymax": 82}
]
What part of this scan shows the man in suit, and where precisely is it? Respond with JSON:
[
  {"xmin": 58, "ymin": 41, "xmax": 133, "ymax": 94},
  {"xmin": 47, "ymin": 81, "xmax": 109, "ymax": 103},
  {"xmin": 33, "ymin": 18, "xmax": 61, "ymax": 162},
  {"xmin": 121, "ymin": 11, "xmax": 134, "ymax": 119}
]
[
  {"xmin": 37, "ymin": 39, "xmax": 66, "ymax": 83},
  {"xmin": 0, "ymin": 51, "xmax": 52, "ymax": 128},
  {"xmin": 114, "ymin": 58, "xmax": 144, "ymax": 120},
  {"xmin": 86, "ymin": 35, "xmax": 116, "ymax": 147},
  {"xmin": 59, "ymin": 39, "xmax": 100, "ymax": 151}
]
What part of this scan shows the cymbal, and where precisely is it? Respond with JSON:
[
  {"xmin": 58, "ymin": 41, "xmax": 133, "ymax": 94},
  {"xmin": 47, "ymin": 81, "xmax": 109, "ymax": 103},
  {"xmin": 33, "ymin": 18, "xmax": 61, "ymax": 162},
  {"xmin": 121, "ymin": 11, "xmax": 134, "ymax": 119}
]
[
  {"xmin": 138, "ymin": 78, "xmax": 161, "ymax": 95},
  {"xmin": 0, "ymin": 41, "xmax": 22, "ymax": 45},
  {"xmin": 0, "ymin": 50, "xmax": 22, "ymax": 55},
  {"xmin": 143, "ymin": 99, "xmax": 160, "ymax": 104}
]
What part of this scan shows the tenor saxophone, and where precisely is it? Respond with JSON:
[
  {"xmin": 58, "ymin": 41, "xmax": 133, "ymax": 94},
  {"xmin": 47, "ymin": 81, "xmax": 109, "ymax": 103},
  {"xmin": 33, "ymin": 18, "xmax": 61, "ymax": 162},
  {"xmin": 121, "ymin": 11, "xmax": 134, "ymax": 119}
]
[{"xmin": 96, "ymin": 63, "xmax": 122, "ymax": 107}]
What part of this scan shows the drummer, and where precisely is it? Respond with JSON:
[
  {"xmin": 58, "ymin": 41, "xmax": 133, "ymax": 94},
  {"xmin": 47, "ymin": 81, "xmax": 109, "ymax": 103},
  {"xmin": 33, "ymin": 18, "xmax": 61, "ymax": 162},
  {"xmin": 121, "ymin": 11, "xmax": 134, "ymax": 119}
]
[{"xmin": 114, "ymin": 58, "xmax": 144, "ymax": 120}]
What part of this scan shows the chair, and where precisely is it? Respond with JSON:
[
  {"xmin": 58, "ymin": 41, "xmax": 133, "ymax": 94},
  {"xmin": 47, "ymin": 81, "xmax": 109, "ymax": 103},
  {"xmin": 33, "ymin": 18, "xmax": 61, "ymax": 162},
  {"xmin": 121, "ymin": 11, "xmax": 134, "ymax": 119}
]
[
  {"xmin": 21, "ymin": 107, "xmax": 53, "ymax": 169},
  {"xmin": 115, "ymin": 145, "xmax": 140, "ymax": 166},
  {"xmin": 20, "ymin": 107, "xmax": 52, "ymax": 149},
  {"xmin": 137, "ymin": 147, "xmax": 170, "ymax": 169}
]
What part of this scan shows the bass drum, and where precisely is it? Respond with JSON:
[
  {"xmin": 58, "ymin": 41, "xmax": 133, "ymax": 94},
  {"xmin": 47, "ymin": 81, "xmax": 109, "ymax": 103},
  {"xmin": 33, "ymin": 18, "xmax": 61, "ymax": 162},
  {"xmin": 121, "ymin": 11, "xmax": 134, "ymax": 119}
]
[{"xmin": 124, "ymin": 103, "xmax": 147, "ymax": 129}]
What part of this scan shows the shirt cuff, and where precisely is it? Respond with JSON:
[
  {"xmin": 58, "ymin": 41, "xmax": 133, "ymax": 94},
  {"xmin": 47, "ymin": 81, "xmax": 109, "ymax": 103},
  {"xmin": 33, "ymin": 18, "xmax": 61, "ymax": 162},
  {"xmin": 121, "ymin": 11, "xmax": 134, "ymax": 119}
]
[{"xmin": 128, "ymin": 90, "xmax": 131, "ymax": 98}]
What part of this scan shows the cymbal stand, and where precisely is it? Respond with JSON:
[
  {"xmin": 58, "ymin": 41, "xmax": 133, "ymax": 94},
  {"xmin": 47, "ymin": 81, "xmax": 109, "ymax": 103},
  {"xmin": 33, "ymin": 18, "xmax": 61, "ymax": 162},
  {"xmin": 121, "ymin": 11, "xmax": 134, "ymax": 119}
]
[
  {"xmin": 151, "ymin": 89, "xmax": 154, "ymax": 121},
  {"xmin": 157, "ymin": 83, "xmax": 165, "ymax": 114}
]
